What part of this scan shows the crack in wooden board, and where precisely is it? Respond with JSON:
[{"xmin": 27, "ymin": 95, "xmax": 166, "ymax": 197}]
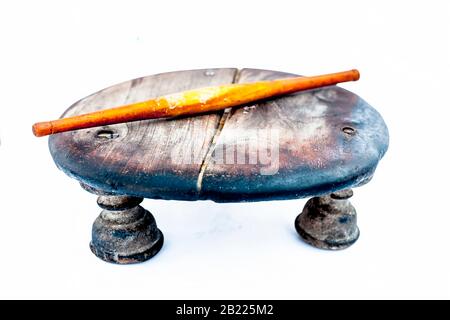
[
  {"xmin": 199, "ymin": 69, "xmax": 389, "ymax": 202},
  {"xmin": 49, "ymin": 68, "xmax": 389, "ymax": 202},
  {"xmin": 196, "ymin": 68, "xmax": 243, "ymax": 192},
  {"xmin": 49, "ymin": 68, "xmax": 238, "ymax": 199}
]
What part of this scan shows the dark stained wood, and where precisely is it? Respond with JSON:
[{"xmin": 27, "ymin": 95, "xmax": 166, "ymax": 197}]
[
  {"xmin": 200, "ymin": 69, "xmax": 389, "ymax": 201},
  {"xmin": 49, "ymin": 68, "xmax": 389, "ymax": 202},
  {"xmin": 50, "ymin": 68, "xmax": 238, "ymax": 199}
]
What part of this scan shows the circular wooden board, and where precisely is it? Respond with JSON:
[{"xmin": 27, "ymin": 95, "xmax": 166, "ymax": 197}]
[{"xmin": 49, "ymin": 68, "xmax": 389, "ymax": 202}]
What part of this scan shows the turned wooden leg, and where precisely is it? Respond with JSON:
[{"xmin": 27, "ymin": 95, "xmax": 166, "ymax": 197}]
[
  {"xmin": 295, "ymin": 189, "xmax": 359, "ymax": 250},
  {"xmin": 81, "ymin": 184, "xmax": 163, "ymax": 264}
]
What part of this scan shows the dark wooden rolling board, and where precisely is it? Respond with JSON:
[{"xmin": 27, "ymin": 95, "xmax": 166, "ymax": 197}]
[{"xmin": 49, "ymin": 68, "xmax": 389, "ymax": 202}]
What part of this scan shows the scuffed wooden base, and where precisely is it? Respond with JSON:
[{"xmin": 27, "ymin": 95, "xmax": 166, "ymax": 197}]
[
  {"xmin": 81, "ymin": 184, "xmax": 164, "ymax": 264},
  {"xmin": 295, "ymin": 189, "xmax": 359, "ymax": 250},
  {"xmin": 90, "ymin": 228, "xmax": 163, "ymax": 264}
]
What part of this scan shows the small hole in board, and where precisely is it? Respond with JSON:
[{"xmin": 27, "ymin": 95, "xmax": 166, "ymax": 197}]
[
  {"xmin": 342, "ymin": 126, "xmax": 356, "ymax": 136},
  {"xmin": 96, "ymin": 129, "xmax": 119, "ymax": 139}
]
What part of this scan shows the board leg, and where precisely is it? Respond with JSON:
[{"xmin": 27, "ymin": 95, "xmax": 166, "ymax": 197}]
[
  {"xmin": 81, "ymin": 184, "xmax": 163, "ymax": 264},
  {"xmin": 295, "ymin": 189, "xmax": 359, "ymax": 250}
]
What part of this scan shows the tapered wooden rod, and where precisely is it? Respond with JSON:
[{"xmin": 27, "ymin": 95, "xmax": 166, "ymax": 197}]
[{"xmin": 32, "ymin": 69, "xmax": 359, "ymax": 137}]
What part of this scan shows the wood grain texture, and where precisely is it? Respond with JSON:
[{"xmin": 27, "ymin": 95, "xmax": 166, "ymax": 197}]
[
  {"xmin": 34, "ymin": 69, "xmax": 358, "ymax": 137},
  {"xmin": 50, "ymin": 68, "xmax": 238, "ymax": 199},
  {"xmin": 49, "ymin": 68, "xmax": 389, "ymax": 201},
  {"xmin": 200, "ymin": 69, "xmax": 389, "ymax": 201}
]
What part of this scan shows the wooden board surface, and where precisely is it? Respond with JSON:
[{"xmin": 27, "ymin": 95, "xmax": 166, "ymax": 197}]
[{"xmin": 49, "ymin": 68, "xmax": 389, "ymax": 202}]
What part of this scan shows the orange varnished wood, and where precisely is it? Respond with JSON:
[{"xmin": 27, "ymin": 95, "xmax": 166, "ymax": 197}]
[{"xmin": 32, "ymin": 69, "xmax": 359, "ymax": 137}]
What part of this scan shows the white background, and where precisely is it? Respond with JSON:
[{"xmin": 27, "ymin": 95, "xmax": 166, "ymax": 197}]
[{"xmin": 0, "ymin": 0, "xmax": 449, "ymax": 299}]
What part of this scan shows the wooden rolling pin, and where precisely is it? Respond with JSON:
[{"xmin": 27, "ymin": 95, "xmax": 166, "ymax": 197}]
[{"xmin": 32, "ymin": 69, "xmax": 359, "ymax": 137}]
